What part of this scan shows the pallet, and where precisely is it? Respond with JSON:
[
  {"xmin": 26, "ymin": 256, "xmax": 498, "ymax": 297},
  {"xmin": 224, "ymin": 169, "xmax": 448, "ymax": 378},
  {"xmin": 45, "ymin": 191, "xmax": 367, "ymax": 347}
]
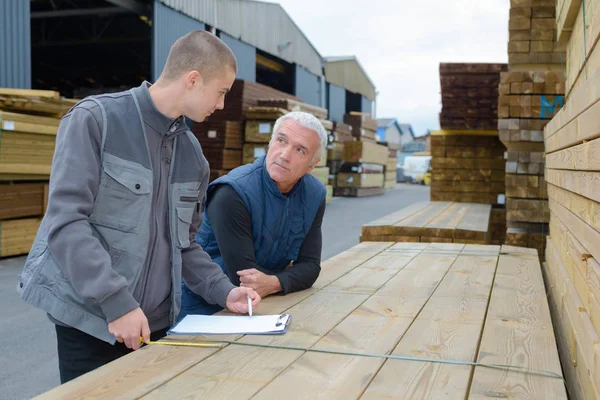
[
  {"xmin": 361, "ymin": 201, "xmax": 492, "ymax": 243},
  {"xmin": 34, "ymin": 242, "xmax": 566, "ymax": 399},
  {"xmin": 333, "ymin": 186, "xmax": 384, "ymax": 197}
]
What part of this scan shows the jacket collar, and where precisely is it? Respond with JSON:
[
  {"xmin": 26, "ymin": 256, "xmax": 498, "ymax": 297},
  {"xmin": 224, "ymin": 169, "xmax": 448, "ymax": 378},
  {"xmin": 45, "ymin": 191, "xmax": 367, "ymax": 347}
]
[{"xmin": 132, "ymin": 81, "xmax": 184, "ymax": 134}]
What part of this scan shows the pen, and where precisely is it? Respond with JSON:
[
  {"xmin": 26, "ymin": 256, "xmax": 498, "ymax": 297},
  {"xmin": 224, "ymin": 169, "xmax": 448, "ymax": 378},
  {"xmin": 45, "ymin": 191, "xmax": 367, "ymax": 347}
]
[{"xmin": 247, "ymin": 295, "xmax": 253, "ymax": 317}]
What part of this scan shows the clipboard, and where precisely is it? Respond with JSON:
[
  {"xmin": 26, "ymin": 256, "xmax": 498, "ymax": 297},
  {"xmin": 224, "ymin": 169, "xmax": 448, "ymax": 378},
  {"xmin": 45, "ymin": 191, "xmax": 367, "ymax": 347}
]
[{"xmin": 168, "ymin": 314, "xmax": 291, "ymax": 335}]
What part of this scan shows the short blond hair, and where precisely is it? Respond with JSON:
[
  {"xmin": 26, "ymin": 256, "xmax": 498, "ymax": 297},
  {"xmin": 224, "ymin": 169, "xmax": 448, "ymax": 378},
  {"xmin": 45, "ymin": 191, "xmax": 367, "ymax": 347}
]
[{"xmin": 160, "ymin": 30, "xmax": 237, "ymax": 82}]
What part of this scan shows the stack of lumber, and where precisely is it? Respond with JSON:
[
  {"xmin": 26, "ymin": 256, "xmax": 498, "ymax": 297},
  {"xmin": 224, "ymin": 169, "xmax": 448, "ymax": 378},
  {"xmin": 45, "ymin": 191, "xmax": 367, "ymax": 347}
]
[
  {"xmin": 360, "ymin": 201, "xmax": 492, "ymax": 244},
  {"xmin": 335, "ymin": 141, "xmax": 388, "ymax": 197},
  {"xmin": 508, "ymin": 0, "xmax": 566, "ymax": 69},
  {"xmin": 0, "ymin": 88, "xmax": 71, "ymax": 257},
  {"xmin": 490, "ymin": 205, "xmax": 507, "ymax": 245},
  {"xmin": 343, "ymin": 112, "xmax": 377, "ymax": 142},
  {"xmin": 35, "ymin": 242, "xmax": 567, "ymax": 400},
  {"xmin": 430, "ymin": 131, "xmax": 506, "ymax": 204},
  {"xmin": 326, "ymin": 121, "xmax": 353, "ymax": 187},
  {"xmin": 242, "ymin": 106, "xmax": 288, "ymax": 165},
  {"xmin": 194, "ymin": 80, "xmax": 301, "ymax": 180},
  {"xmin": 384, "ymin": 148, "xmax": 397, "ymax": 189},
  {"xmin": 499, "ymin": 66, "xmax": 565, "ymax": 260},
  {"xmin": 541, "ymin": 1, "xmax": 600, "ymax": 396},
  {"xmin": 439, "ymin": 63, "xmax": 508, "ymax": 130}
]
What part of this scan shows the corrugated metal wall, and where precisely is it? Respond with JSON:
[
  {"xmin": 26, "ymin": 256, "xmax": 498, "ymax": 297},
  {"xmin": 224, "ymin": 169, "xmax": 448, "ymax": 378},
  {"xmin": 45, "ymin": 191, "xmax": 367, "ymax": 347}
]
[
  {"xmin": 158, "ymin": 0, "xmax": 322, "ymax": 77},
  {"xmin": 361, "ymin": 96, "xmax": 373, "ymax": 116},
  {"xmin": 327, "ymin": 82, "xmax": 345, "ymax": 122},
  {"xmin": 152, "ymin": 1, "xmax": 206, "ymax": 81},
  {"xmin": 295, "ymin": 65, "xmax": 321, "ymax": 107},
  {"xmin": 0, "ymin": 0, "xmax": 31, "ymax": 89},
  {"xmin": 220, "ymin": 32, "xmax": 256, "ymax": 82},
  {"xmin": 324, "ymin": 59, "xmax": 376, "ymax": 101}
]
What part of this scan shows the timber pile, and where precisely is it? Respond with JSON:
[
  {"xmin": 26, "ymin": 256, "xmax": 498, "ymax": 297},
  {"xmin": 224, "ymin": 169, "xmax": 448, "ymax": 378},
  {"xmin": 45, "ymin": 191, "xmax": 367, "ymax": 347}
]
[
  {"xmin": 326, "ymin": 121, "xmax": 353, "ymax": 190},
  {"xmin": 343, "ymin": 112, "xmax": 377, "ymax": 142},
  {"xmin": 385, "ymin": 148, "xmax": 397, "ymax": 189},
  {"xmin": 194, "ymin": 80, "xmax": 301, "ymax": 180},
  {"xmin": 34, "ymin": 242, "xmax": 566, "ymax": 400},
  {"xmin": 541, "ymin": 1, "xmax": 600, "ymax": 397},
  {"xmin": 334, "ymin": 141, "xmax": 388, "ymax": 197},
  {"xmin": 360, "ymin": 201, "xmax": 492, "ymax": 244},
  {"xmin": 439, "ymin": 63, "xmax": 507, "ymax": 130},
  {"xmin": 429, "ymin": 131, "xmax": 506, "ymax": 205},
  {"xmin": 508, "ymin": 0, "xmax": 565, "ymax": 68},
  {"xmin": 0, "ymin": 88, "xmax": 71, "ymax": 257}
]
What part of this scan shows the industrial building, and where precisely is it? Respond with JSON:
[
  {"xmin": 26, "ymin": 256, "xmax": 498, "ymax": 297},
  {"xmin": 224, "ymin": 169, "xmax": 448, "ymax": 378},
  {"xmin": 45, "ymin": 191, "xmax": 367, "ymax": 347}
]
[{"xmin": 1, "ymin": 0, "xmax": 377, "ymax": 121}]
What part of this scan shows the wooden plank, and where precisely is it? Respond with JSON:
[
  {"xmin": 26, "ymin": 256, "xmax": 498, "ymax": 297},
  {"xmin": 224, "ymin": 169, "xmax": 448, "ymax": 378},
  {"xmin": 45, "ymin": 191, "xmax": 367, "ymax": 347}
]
[
  {"xmin": 545, "ymin": 238, "xmax": 600, "ymax": 399},
  {"xmin": 546, "ymin": 168, "xmax": 600, "ymax": 204},
  {"xmin": 361, "ymin": 202, "xmax": 436, "ymax": 236},
  {"xmin": 362, "ymin": 247, "xmax": 497, "ymax": 399},
  {"xmin": 547, "ymin": 183, "xmax": 600, "ymax": 241},
  {"xmin": 454, "ymin": 203, "xmax": 491, "ymax": 241},
  {"xmin": 142, "ymin": 291, "xmax": 371, "ymax": 399},
  {"xmin": 250, "ymin": 252, "xmax": 425, "ymax": 399},
  {"xmin": 392, "ymin": 202, "xmax": 453, "ymax": 237},
  {"xmin": 546, "ymin": 136, "xmax": 600, "ymax": 171},
  {"xmin": 468, "ymin": 246, "xmax": 567, "ymax": 399}
]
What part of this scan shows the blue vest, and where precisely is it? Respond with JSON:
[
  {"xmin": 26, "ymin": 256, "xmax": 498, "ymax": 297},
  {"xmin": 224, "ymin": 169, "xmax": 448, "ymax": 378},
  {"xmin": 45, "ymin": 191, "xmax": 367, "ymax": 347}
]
[{"xmin": 197, "ymin": 155, "xmax": 325, "ymax": 273}]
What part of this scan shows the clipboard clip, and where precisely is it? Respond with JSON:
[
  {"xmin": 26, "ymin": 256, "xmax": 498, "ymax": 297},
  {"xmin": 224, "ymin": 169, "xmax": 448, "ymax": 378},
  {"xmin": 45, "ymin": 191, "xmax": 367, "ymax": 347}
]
[{"xmin": 275, "ymin": 314, "xmax": 290, "ymax": 327}]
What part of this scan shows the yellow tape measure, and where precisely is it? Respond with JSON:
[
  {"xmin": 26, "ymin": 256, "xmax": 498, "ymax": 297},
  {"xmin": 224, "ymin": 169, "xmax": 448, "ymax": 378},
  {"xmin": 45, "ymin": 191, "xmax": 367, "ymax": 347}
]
[{"xmin": 141, "ymin": 337, "xmax": 223, "ymax": 348}]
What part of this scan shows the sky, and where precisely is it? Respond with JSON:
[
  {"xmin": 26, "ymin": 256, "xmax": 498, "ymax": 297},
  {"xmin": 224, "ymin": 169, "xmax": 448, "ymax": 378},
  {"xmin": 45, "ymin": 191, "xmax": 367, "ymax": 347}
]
[{"xmin": 262, "ymin": 0, "xmax": 509, "ymax": 136}]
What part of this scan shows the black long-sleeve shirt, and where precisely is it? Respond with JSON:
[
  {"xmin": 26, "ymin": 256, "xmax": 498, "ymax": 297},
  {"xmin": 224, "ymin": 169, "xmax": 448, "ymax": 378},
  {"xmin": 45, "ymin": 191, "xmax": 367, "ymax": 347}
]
[{"xmin": 206, "ymin": 184, "xmax": 325, "ymax": 294}]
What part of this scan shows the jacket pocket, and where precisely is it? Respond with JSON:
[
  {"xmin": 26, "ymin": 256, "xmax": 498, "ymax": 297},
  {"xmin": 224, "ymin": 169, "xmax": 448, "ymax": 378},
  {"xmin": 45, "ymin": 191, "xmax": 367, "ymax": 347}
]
[
  {"xmin": 89, "ymin": 155, "xmax": 152, "ymax": 233},
  {"xmin": 176, "ymin": 206, "xmax": 194, "ymax": 248}
]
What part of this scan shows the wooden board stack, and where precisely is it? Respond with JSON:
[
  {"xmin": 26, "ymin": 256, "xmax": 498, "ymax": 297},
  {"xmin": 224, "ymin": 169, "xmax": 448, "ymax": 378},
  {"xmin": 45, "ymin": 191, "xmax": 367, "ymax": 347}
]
[
  {"xmin": 0, "ymin": 88, "xmax": 75, "ymax": 257},
  {"xmin": 34, "ymin": 242, "xmax": 567, "ymax": 400},
  {"xmin": 334, "ymin": 141, "xmax": 388, "ymax": 197},
  {"xmin": 360, "ymin": 201, "xmax": 492, "ymax": 244},
  {"xmin": 501, "ymin": 0, "xmax": 567, "ymax": 259},
  {"xmin": 541, "ymin": 1, "xmax": 600, "ymax": 397},
  {"xmin": 439, "ymin": 63, "xmax": 508, "ymax": 130},
  {"xmin": 384, "ymin": 148, "xmax": 397, "ymax": 189},
  {"xmin": 508, "ymin": 0, "xmax": 566, "ymax": 68},
  {"xmin": 433, "ymin": 63, "xmax": 508, "ymax": 208},
  {"xmin": 192, "ymin": 80, "xmax": 301, "ymax": 181},
  {"xmin": 326, "ymin": 121, "xmax": 353, "ymax": 190},
  {"xmin": 343, "ymin": 112, "xmax": 377, "ymax": 142},
  {"xmin": 430, "ymin": 131, "xmax": 506, "ymax": 204}
]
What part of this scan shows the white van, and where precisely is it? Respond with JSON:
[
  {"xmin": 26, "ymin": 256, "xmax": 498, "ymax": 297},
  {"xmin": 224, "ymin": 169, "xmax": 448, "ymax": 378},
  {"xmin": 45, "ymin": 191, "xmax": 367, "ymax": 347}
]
[{"xmin": 401, "ymin": 155, "xmax": 431, "ymax": 184}]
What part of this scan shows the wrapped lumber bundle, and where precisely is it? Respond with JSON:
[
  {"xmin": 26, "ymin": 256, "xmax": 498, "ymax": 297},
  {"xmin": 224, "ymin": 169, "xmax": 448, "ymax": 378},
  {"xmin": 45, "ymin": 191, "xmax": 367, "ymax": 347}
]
[{"xmin": 541, "ymin": 1, "xmax": 600, "ymax": 398}]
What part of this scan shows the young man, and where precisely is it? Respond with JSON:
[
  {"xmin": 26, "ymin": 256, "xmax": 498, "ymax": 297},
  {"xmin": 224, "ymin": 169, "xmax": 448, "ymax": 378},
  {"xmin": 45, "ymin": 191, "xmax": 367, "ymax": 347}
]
[
  {"xmin": 17, "ymin": 30, "xmax": 260, "ymax": 384},
  {"xmin": 180, "ymin": 111, "xmax": 328, "ymax": 317}
]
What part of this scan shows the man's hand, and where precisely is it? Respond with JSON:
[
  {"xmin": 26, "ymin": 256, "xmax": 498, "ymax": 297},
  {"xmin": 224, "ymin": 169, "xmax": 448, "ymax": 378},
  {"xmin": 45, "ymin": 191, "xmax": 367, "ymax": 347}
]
[
  {"xmin": 237, "ymin": 268, "xmax": 282, "ymax": 298},
  {"xmin": 225, "ymin": 287, "xmax": 261, "ymax": 314},
  {"xmin": 107, "ymin": 307, "xmax": 150, "ymax": 350}
]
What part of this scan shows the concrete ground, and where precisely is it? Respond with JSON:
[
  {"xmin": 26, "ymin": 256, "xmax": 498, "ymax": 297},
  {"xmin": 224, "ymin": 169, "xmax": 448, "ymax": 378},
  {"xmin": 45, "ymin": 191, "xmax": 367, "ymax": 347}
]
[{"xmin": 0, "ymin": 183, "xmax": 429, "ymax": 399}]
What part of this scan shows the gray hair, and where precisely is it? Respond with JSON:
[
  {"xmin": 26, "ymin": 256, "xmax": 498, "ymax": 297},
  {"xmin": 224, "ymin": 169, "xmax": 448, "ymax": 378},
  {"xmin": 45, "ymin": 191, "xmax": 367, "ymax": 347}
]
[{"xmin": 269, "ymin": 111, "xmax": 328, "ymax": 164}]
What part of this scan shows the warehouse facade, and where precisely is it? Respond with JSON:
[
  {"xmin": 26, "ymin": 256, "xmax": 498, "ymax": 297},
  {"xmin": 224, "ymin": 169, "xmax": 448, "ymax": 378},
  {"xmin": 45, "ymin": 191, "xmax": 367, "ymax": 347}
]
[{"xmin": 2, "ymin": 0, "xmax": 376, "ymax": 121}]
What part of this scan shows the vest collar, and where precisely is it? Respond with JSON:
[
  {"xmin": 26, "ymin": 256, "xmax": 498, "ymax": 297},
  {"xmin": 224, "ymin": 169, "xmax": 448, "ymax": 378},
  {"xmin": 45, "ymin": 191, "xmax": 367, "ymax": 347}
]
[{"xmin": 260, "ymin": 156, "xmax": 303, "ymax": 198}]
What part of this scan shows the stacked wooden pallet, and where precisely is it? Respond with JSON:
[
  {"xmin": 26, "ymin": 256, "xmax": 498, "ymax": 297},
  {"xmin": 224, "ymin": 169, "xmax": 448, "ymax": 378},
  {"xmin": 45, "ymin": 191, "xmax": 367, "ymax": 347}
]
[
  {"xmin": 540, "ymin": 1, "xmax": 600, "ymax": 397},
  {"xmin": 334, "ymin": 141, "xmax": 388, "ymax": 197},
  {"xmin": 439, "ymin": 63, "xmax": 508, "ymax": 130},
  {"xmin": 0, "ymin": 88, "xmax": 71, "ymax": 257},
  {"xmin": 35, "ymin": 242, "xmax": 567, "ymax": 400},
  {"xmin": 508, "ymin": 0, "xmax": 566, "ymax": 68},
  {"xmin": 430, "ymin": 131, "xmax": 506, "ymax": 204},
  {"xmin": 360, "ymin": 201, "xmax": 492, "ymax": 244}
]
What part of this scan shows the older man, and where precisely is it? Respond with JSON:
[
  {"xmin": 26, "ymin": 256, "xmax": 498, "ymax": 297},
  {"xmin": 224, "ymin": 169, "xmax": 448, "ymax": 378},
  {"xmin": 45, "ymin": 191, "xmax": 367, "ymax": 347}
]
[{"xmin": 180, "ymin": 111, "xmax": 328, "ymax": 316}]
